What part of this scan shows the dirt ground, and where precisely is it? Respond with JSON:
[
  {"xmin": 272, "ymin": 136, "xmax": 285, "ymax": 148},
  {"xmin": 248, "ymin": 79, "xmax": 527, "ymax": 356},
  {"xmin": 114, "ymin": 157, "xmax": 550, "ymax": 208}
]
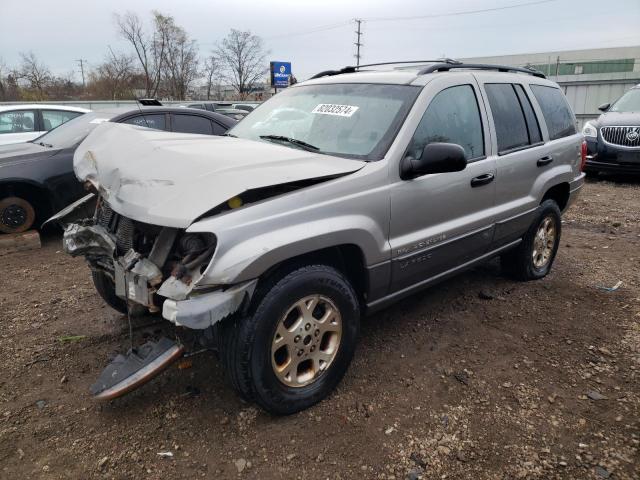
[{"xmin": 1, "ymin": 177, "xmax": 639, "ymax": 480}]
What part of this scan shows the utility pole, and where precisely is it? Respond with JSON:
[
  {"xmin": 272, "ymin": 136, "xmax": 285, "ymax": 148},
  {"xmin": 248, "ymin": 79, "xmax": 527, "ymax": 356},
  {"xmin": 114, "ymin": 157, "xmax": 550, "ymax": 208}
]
[
  {"xmin": 354, "ymin": 19, "xmax": 363, "ymax": 66},
  {"xmin": 76, "ymin": 59, "xmax": 87, "ymax": 88}
]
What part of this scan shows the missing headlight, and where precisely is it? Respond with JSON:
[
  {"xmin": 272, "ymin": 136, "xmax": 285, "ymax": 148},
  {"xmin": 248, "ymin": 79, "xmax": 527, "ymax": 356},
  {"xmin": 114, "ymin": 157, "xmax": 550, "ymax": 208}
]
[{"xmin": 171, "ymin": 232, "xmax": 217, "ymax": 280}]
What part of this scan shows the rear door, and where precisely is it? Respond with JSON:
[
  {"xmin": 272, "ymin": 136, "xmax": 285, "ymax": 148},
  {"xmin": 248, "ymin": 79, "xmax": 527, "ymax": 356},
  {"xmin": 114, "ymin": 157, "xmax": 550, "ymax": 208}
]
[
  {"xmin": 477, "ymin": 77, "xmax": 550, "ymax": 247},
  {"xmin": 388, "ymin": 75, "xmax": 496, "ymax": 292}
]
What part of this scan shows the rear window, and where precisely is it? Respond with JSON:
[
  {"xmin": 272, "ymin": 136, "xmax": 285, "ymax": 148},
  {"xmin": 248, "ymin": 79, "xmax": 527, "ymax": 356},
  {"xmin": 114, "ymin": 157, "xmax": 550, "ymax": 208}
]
[
  {"xmin": 172, "ymin": 114, "xmax": 213, "ymax": 135},
  {"xmin": 41, "ymin": 110, "xmax": 83, "ymax": 130},
  {"xmin": 530, "ymin": 85, "xmax": 576, "ymax": 140}
]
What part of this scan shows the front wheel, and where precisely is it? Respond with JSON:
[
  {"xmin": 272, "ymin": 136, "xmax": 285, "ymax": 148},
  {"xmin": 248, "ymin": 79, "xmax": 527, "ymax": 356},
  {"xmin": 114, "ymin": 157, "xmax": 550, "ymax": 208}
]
[
  {"xmin": 92, "ymin": 270, "xmax": 128, "ymax": 314},
  {"xmin": 219, "ymin": 265, "xmax": 360, "ymax": 415},
  {"xmin": 501, "ymin": 199, "xmax": 562, "ymax": 281}
]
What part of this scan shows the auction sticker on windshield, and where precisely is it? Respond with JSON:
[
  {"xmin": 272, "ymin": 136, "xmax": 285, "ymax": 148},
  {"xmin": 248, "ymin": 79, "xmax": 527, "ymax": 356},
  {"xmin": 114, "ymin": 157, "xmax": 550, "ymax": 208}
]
[{"xmin": 312, "ymin": 104, "xmax": 359, "ymax": 117}]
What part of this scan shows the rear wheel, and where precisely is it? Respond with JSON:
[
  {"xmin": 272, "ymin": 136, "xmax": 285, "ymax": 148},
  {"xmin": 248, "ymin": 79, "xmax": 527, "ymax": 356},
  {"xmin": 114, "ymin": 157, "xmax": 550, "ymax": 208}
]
[
  {"xmin": 219, "ymin": 264, "xmax": 360, "ymax": 414},
  {"xmin": 92, "ymin": 270, "xmax": 128, "ymax": 314},
  {"xmin": 501, "ymin": 199, "xmax": 561, "ymax": 281},
  {"xmin": 0, "ymin": 196, "xmax": 36, "ymax": 234}
]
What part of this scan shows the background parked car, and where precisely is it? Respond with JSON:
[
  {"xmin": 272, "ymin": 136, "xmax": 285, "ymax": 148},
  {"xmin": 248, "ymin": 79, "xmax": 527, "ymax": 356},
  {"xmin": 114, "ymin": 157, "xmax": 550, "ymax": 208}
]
[
  {"xmin": 0, "ymin": 107, "xmax": 235, "ymax": 233},
  {"xmin": 583, "ymin": 84, "xmax": 640, "ymax": 175},
  {"xmin": 0, "ymin": 104, "xmax": 89, "ymax": 146},
  {"xmin": 183, "ymin": 101, "xmax": 251, "ymax": 120}
]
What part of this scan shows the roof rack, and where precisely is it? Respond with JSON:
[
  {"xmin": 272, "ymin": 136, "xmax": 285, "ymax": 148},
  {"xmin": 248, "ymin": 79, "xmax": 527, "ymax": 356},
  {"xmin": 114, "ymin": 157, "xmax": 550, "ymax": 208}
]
[
  {"xmin": 309, "ymin": 59, "xmax": 462, "ymax": 79},
  {"xmin": 309, "ymin": 59, "xmax": 545, "ymax": 80},
  {"xmin": 417, "ymin": 62, "xmax": 546, "ymax": 78}
]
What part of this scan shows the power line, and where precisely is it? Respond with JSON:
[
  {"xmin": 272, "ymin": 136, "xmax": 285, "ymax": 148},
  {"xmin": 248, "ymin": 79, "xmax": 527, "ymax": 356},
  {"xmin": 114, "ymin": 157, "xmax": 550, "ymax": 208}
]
[
  {"xmin": 264, "ymin": 21, "xmax": 352, "ymax": 40},
  {"xmin": 366, "ymin": 0, "xmax": 557, "ymax": 23},
  {"xmin": 354, "ymin": 19, "xmax": 363, "ymax": 67},
  {"xmin": 263, "ymin": 0, "xmax": 558, "ymax": 42}
]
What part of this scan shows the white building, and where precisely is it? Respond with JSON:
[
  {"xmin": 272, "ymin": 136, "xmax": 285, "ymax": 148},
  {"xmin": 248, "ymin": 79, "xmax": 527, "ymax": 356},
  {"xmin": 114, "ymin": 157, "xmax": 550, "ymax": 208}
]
[{"xmin": 460, "ymin": 46, "xmax": 640, "ymax": 127}]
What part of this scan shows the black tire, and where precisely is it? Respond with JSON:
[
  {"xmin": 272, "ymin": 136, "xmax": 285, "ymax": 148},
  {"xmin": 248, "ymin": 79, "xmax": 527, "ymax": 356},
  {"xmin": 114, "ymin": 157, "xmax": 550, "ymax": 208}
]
[
  {"xmin": 92, "ymin": 270, "xmax": 128, "ymax": 314},
  {"xmin": 501, "ymin": 199, "xmax": 562, "ymax": 281},
  {"xmin": 0, "ymin": 196, "xmax": 36, "ymax": 234},
  {"xmin": 219, "ymin": 264, "xmax": 360, "ymax": 415}
]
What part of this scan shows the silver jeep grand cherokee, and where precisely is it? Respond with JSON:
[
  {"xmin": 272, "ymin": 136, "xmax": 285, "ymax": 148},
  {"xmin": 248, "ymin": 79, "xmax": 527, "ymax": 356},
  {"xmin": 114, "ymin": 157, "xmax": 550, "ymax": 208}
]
[{"xmin": 58, "ymin": 60, "xmax": 585, "ymax": 414}]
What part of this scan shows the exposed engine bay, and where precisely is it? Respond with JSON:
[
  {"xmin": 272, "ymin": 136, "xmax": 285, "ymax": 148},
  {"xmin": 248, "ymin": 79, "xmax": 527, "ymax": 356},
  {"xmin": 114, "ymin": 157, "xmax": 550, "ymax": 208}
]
[
  {"xmin": 60, "ymin": 195, "xmax": 260, "ymax": 334},
  {"xmin": 65, "ymin": 198, "xmax": 215, "ymax": 310}
]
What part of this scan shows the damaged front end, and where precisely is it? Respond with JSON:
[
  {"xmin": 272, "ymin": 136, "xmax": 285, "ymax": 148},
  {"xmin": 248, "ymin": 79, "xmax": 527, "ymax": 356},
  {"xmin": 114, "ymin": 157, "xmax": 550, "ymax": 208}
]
[{"xmin": 62, "ymin": 197, "xmax": 255, "ymax": 327}]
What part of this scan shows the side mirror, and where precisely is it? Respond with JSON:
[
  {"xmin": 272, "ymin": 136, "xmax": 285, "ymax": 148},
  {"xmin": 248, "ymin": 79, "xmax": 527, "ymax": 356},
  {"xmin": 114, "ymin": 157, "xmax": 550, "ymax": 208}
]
[
  {"xmin": 598, "ymin": 102, "xmax": 610, "ymax": 112},
  {"xmin": 401, "ymin": 142, "xmax": 467, "ymax": 179}
]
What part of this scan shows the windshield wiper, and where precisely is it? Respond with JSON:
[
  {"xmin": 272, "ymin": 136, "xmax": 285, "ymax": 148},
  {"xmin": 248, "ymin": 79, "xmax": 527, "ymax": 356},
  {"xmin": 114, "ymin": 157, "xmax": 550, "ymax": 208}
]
[
  {"xmin": 35, "ymin": 141, "xmax": 53, "ymax": 148},
  {"xmin": 260, "ymin": 135, "xmax": 319, "ymax": 152},
  {"xmin": 223, "ymin": 133, "xmax": 237, "ymax": 137}
]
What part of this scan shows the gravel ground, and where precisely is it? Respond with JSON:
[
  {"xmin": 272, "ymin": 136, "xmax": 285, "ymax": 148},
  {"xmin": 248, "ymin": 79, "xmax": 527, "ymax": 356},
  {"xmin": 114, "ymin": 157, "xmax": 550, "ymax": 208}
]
[{"xmin": 0, "ymin": 177, "xmax": 639, "ymax": 479}]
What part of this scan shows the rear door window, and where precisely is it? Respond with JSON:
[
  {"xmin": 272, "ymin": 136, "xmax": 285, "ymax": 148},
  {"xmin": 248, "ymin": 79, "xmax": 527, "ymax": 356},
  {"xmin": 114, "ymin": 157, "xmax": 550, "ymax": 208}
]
[
  {"xmin": 485, "ymin": 84, "xmax": 530, "ymax": 154},
  {"xmin": 41, "ymin": 110, "xmax": 83, "ymax": 131},
  {"xmin": 407, "ymin": 84, "xmax": 484, "ymax": 160},
  {"xmin": 0, "ymin": 110, "xmax": 36, "ymax": 133},
  {"xmin": 513, "ymin": 85, "xmax": 542, "ymax": 145},
  {"xmin": 172, "ymin": 114, "xmax": 214, "ymax": 135},
  {"xmin": 122, "ymin": 114, "xmax": 167, "ymax": 130},
  {"xmin": 530, "ymin": 85, "xmax": 576, "ymax": 140}
]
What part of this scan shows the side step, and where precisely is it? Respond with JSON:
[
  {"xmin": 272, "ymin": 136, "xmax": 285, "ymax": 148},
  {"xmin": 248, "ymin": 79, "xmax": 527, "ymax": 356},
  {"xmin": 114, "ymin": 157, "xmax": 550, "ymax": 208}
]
[{"xmin": 90, "ymin": 337, "xmax": 184, "ymax": 401}]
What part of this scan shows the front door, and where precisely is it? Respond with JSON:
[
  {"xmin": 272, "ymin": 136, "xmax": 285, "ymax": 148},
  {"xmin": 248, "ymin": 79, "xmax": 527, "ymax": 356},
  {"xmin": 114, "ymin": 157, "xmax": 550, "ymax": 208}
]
[{"xmin": 388, "ymin": 76, "xmax": 496, "ymax": 293}]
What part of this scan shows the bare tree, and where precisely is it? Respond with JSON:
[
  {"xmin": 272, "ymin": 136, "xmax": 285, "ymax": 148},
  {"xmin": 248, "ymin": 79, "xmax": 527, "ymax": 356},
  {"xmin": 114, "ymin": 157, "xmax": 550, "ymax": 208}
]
[
  {"xmin": 0, "ymin": 58, "xmax": 7, "ymax": 100},
  {"xmin": 161, "ymin": 19, "xmax": 199, "ymax": 100},
  {"xmin": 19, "ymin": 52, "xmax": 51, "ymax": 100},
  {"xmin": 115, "ymin": 11, "xmax": 168, "ymax": 98},
  {"xmin": 202, "ymin": 54, "xmax": 219, "ymax": 100},
  {"xmin": 216, "ymin": 29, "xmax": 267, "ymax": 99},
  {"xmin": 89, "ymin": 48, "xmax": 135, "ymax": 99}
]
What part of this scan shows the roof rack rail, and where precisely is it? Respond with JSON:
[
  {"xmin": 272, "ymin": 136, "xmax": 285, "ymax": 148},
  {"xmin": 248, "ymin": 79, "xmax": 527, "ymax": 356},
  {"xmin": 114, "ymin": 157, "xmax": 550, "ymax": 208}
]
[
  {"xmin": 309, "ymin": 59, "xmax": 462, "ymax": 79},
  {"xmin": 417, "ymin": 62, "xmax": 546, "ymax": 78},
  {"xmin": 309, "ymin": 60, "xmax": 545, "ymax": 80}
]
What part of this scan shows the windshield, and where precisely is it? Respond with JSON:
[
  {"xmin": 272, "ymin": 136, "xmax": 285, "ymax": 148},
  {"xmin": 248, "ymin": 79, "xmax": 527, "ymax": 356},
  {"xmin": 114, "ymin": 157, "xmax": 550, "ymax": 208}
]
[
  {"xmin": 32, "ymin": 111, "xmax": 114, "ymax": 149},
  {"xmin": 229, "ymin": 83, "xmax": 420, "ymax": 160},
  {"xmin": 611, "ymin": 88, "xmax": 640, "ymax": 112}
]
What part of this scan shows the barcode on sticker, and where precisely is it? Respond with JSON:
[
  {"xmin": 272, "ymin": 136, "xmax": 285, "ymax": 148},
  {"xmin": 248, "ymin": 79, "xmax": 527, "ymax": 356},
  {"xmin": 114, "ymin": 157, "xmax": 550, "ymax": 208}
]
[{"xmin": 311, "ymin": 104, "xmax": 359, "ymax": 117}]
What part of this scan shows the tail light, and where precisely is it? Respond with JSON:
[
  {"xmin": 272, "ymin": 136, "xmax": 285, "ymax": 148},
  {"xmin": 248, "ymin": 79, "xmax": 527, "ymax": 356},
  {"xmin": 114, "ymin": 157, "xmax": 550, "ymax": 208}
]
[{"xmin": 580, "ymin": 140, "xmax": 587, "ymax": 171}]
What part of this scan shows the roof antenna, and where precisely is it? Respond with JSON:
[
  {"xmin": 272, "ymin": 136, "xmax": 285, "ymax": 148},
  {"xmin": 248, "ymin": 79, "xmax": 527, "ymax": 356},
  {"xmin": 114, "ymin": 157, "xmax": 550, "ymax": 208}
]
[{"xmin": 133, "ymin": 98, "xmax": 162, "ymax": 129}]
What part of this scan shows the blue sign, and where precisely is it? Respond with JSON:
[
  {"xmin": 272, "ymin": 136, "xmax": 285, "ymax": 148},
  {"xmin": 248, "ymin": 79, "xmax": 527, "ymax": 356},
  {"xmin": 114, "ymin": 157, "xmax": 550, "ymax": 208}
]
[{"xmin": 271, "ymin": 61, "xmax": 292, "ymax": 88}]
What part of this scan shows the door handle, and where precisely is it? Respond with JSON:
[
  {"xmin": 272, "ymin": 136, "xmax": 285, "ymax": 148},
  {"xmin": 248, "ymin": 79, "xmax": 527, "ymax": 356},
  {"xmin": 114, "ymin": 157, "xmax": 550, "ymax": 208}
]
[
  {"xmin": 537, "ymin": 155, "xmax": 554, "ymax": 167},
  {"xmin": 470, "ymin": 173, "xmax": 495, "ymax": 187}
]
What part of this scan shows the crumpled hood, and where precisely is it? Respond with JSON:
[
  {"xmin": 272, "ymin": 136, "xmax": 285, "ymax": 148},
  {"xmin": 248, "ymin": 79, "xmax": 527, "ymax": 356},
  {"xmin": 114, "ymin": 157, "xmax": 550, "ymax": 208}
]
[{"xmin": 74, "ymin": 123, "xmax": 365, "ymax": 228}]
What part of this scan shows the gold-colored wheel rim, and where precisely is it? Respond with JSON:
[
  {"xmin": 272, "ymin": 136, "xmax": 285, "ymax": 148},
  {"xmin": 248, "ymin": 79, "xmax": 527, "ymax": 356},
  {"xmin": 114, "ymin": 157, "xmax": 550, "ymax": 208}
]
[
  {"xmin": 271, "ymin": 295, "xmax": 342, "ymax": 388},
  {"xmin": 532, "ymin": 216, "xmax": 556, "ymax": 269}
]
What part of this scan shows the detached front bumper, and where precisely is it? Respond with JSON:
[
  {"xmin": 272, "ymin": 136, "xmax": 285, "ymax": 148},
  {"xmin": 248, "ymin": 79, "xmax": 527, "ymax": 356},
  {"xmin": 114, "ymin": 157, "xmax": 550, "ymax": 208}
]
[{"xmin": 162, "ymin": 280, "xmax": 257, "ymax": 329}]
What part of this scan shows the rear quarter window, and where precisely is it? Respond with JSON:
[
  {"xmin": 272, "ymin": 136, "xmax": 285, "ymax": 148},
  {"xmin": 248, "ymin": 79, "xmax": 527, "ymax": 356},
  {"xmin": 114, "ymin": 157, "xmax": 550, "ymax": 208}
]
[{"xmin": 530, "ymin": 85, "xmax": 576, "ymax": 140}]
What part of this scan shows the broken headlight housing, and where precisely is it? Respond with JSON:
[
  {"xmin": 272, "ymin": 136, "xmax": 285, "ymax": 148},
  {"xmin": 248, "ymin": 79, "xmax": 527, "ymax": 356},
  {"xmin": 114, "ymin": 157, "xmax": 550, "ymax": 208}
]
[{"xmin": 170, "ymin": 232, "xmax": 217, "ymax": 279}]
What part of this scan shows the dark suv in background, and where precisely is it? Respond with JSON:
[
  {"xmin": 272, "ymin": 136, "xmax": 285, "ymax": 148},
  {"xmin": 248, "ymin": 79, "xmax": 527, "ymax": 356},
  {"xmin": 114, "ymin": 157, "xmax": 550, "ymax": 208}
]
[{"xmin": 583, "ymin": 84, "xmax": 640, "ymax": 175}]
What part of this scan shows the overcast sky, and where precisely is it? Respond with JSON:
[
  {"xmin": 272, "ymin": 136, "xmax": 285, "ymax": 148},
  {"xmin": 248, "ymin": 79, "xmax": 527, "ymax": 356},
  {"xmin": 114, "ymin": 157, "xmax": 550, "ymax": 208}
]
[{"xmin": 1, "ymin": 0, "xmax": 639, "ymax": 82}]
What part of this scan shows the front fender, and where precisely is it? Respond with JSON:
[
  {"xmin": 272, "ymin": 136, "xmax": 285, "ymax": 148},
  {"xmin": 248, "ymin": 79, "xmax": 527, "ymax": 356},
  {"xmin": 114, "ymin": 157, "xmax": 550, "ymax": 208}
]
[{"xmin": 194, "ymin": 214, "xmax": 387, "ymax": 285}]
